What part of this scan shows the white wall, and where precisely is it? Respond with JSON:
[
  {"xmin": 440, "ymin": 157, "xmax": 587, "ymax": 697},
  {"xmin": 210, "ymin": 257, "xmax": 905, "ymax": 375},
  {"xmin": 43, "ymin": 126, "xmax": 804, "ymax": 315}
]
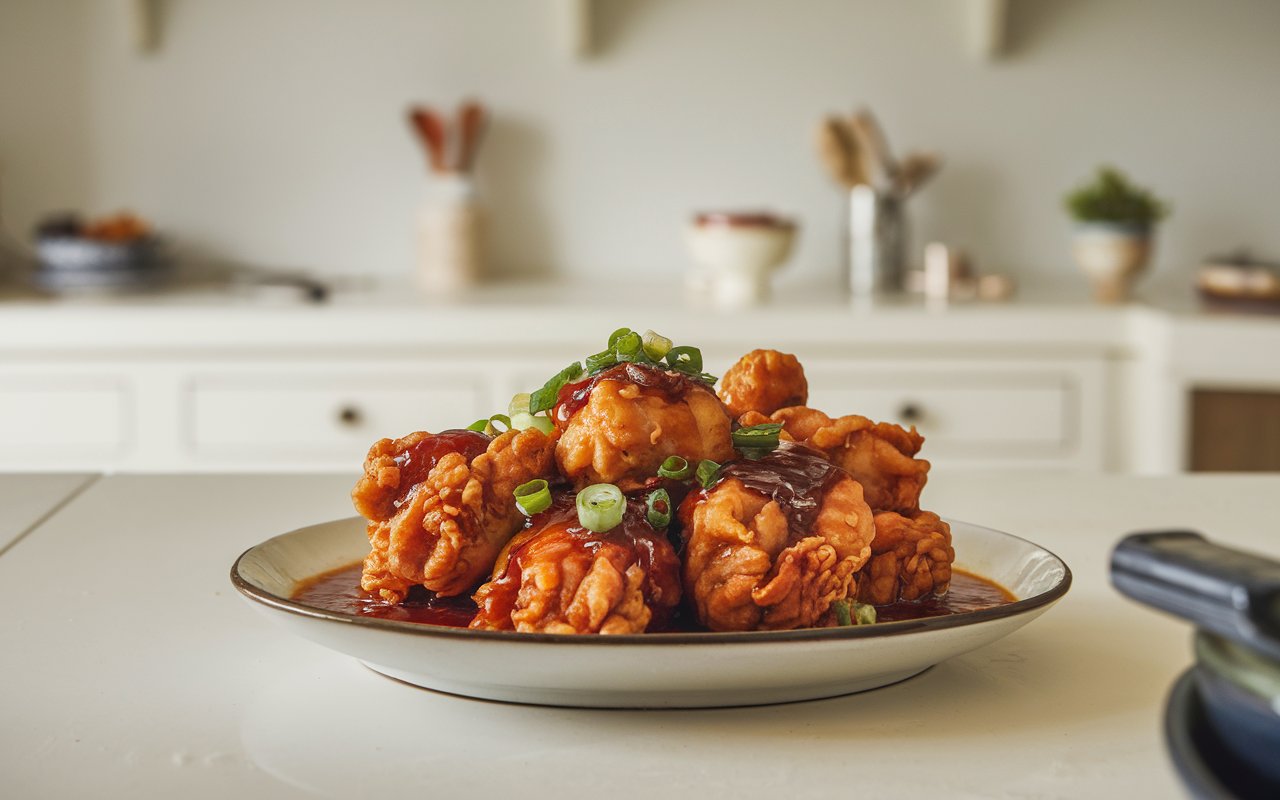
[{"xmin": 2, "ymin": 0, "xmax": 1278, "ymax": 292}]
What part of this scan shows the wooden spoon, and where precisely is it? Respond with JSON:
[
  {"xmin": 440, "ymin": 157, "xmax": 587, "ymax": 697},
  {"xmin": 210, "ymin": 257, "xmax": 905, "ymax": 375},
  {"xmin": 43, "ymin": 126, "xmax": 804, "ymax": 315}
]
[
  {"xmin": 897, "ymin": 151, "xmax": 942, "ymax": 197},
  {"xmin": 848, "ymin": 107, "xmax": 897, "ymax": 191},
  {"xmin": 454, "ymin": 101, "xmax": 487, "ymax": 174},
  {"xmin": 814, "ymin": 116, "xmax": 866, "ymax": 188},
  {"xmin": 408, "ymin": 106, "xmax": 449, "ymax": 174}
]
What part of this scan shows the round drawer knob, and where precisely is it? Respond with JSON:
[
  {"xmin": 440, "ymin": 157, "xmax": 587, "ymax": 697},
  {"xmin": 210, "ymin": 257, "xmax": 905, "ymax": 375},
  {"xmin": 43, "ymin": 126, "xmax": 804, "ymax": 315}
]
[
  {"xmin": 898, "ymin": 402, "xmax": 924, "ymax": 423},
  {"xmin": 337, "ymin": 405, "xmax": 363, "ymax": 426}
]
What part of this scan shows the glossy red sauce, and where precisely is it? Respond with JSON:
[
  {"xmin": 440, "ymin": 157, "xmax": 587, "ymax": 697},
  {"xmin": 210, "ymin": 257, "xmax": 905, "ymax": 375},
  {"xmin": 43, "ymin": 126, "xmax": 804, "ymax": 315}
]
[
  {"xmin": 391, "ymin": 429, "xmax": 490, "ymax": 508},
  {"xmin": 292, "ymin": 564, "xmax": 1013, "ymax": 631},
  {"xmin": 470, "ymin": 492, "xmax": 682, "ymax": 630},
  {"xmin": 554, "ymin": 362, "xmax": 705, "ymax": 427}
]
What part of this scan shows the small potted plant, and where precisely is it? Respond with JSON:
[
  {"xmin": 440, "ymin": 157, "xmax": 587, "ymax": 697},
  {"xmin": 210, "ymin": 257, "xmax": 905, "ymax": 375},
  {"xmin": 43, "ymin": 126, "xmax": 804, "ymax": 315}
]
[{"xmin": 1064, "ymin": 166, "xmax": 1168, "ymax": 303}]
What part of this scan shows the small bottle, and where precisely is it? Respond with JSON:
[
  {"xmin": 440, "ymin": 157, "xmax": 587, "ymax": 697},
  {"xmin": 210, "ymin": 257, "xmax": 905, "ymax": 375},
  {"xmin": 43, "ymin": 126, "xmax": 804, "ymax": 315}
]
[{"xmin": 416, "ymin": 174, "xmax": 482, "ymax": 295}]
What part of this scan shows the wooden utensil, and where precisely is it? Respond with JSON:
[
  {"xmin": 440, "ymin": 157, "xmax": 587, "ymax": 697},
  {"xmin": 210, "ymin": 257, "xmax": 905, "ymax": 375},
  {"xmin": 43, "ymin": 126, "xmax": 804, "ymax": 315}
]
[
  {"xmin": 814, "ymin": 116, "xmax": 865, "ymax": 189},
  {"xmin": 454, "ymin": 101, "xmax": 487, "ymax": 175},
  {"xmin": 408, "ymin": 106, "xmax": 449, "ymax": 174},
  {"xmin": 897, "ymin": 151, "xmax": 942, "ymax": 197},
  {"xmin": 849, "ymin": 107, "xmax": 897, "ymax": 190}
]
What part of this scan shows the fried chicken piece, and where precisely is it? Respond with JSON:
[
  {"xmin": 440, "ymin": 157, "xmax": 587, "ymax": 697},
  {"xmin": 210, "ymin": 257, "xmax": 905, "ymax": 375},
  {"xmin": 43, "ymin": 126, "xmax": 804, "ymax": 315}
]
[
  {"xmin": 678, "ymin": 445, "xmax": 876, "ymax": 631},
  {"xmin": 470, "ymin": 495, "xmax": 682, "ymax": 634},
  {"xmin": 742, "ymin": 406, "xmax": 929, "ymax": 513},
  {"xmin": 554, "ymin": 363, "xmax": 733, "ymax": 490},
  {"xmin": 857, "ymin": 510, "xmax": 955, "ymax": 605},
  {"xmin": 353, "ymin": 427, "xmax": 556, "ymax": 602},
  {"xmin": 717, "ymin": 349, "xmax": 809, "ymax": 418}
]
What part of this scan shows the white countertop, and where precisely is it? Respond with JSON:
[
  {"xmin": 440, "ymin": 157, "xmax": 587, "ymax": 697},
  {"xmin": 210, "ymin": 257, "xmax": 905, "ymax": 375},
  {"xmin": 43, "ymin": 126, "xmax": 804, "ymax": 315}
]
[
  {"xmin": 0, "ymin": 473, "xmax": 94, "ymax": 553},
  {"xmin": 0, "ymin": 279, "xmax": 1274, "ymax": 356},
  {"xmin": 4, "ymin": 470, "xmax": 1276, "ymax": 798}
]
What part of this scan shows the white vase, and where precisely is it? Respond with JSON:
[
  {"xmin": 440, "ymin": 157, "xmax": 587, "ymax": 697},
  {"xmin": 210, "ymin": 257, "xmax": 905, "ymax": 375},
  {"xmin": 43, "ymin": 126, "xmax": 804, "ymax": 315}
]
[{"xmin": 1072, "ymin": 222, "xmax": 1153, "ymax": 304}]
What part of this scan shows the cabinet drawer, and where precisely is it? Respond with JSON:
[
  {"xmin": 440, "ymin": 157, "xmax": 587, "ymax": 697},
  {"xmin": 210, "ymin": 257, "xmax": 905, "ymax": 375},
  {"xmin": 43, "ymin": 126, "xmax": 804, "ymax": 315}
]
[
  {"xmin": 805, "ymin": 363, "xmax": 1079, "ymax": 462},
  {"xmin": 0, "ymin": 379, "xmax": 129, "ymax": 459},
  {"xmin": 187, "ymin": 374, "xmax": 485, "ymax": 462}
]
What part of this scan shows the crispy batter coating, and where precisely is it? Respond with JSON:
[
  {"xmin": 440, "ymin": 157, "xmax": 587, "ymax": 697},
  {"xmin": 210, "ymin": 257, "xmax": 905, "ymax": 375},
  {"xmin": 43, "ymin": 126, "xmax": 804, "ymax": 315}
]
[
  {"xmin": 718, "ymin": 349, "xmax": 809, "ymax": 418},
  {"xmin": 742, "ymin": 407, "xmax": 929, "ymax": 513},
  {"xmin": 857, "ymin": 510, "xmax": 955, "ymax": 605},
  {"xmin": 680, "ymin": 475, "xmax": 875, "ymax": 631},
  {"xmin": 470, "ymin": 501, "xmax": 682, "ymax": 634},
  {"xmin": 555, "ymin": 366, "xmax": 733, "ymax": 490},
  {"xmin": 354, "ymin": 428, "xmax": 556, "ymax": 602}
]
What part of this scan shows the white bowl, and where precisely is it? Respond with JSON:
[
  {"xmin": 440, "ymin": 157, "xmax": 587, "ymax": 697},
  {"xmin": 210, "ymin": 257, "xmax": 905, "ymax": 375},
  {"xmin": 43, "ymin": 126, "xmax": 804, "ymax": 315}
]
[{"xmin": 232, "ymin": 517, "xmax": 1069, "ymax": 708}]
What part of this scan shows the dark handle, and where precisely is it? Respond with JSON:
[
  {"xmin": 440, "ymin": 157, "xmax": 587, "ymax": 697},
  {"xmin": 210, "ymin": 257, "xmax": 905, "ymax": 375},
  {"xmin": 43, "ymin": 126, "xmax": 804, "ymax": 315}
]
[
  {"xmin": 337, "ymin": 405, "xmax": 363, "ymax": 426},
  {"xmin": 898, "ymin": 402, "xmax": 923, "ymax": 423},
  {"xmin": 1110, "ymin": 530, "xmax": 1280, "ymax": 660}
]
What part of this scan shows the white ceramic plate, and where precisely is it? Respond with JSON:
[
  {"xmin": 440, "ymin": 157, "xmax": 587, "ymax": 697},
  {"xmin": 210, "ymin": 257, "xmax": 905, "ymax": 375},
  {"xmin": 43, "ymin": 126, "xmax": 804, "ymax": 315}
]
[{"xmin": 232, "ymin": 517, "xmax": 1070, "ymax": 708}]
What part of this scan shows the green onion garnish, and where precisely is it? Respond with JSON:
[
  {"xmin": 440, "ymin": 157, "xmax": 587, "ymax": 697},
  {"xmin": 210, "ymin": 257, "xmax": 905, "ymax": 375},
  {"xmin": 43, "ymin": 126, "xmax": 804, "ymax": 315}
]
[
  {"xmin": 509, "ymin": 411, "xmax": 555, "ymax": 435},
  {"xmin": 732, "ymin": 422, "xmax": 783, "ymax": 454},
  {"xmin": 646, "ymin": 488, "xmax": 671, "ymax": 528},
  {"xmin": 576, "ymin": 483, "xmax": 625, "ymax": 532},
  {"xmin": 642, "ymin": 330, "xmax": 673, "ymax": 361},
  {"xmin": 695, "ymin": 459, "xmax": 721, "ymax": 489},
  {"xmin": 513, "ymin": 479, "xmax": 552, "ymax": 516},
  {"xmin": 529, "ymin": 362, "xmax": 586, "ymax": 414},
  {"xmin": 467, "ymin": 414, "xmax": 511, "ymax": 435},
  {"xmin": 613, "ymin": 331, "xmax": 643, "ymax": 361},
  {"xmin": 607, "ymin": 327, "xmax": 633, "ymax": 349},
  {"xmin": 665, "ymin": 345, "xmax": 703, "ymax": 374},
  {"xmin": 585, "ymin": 349, "xmax": 617, "ymax": 374},
  {"xmin": 508, "ymin": 392, "xmax": 531, "ymax": 416},
  {"xmin": 854, "ymin": 602, "xmax": 877, "ymax": 625},
  {"xmin": 832, "ymin": 598, "xmax": 853, "ymax": 627},
  {"xmin": 657, "ymin": 455, "xmax": 691, "ymax": 480}
]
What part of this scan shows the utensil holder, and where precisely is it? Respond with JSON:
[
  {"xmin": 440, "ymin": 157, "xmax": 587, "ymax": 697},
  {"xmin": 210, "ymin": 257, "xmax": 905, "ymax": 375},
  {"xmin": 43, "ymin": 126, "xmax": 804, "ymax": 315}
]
[
  {"xmin": 847, "ymin": 185, "xmax": 907, "ymax": 296},
  {"xmin": 416, "ymin": 175, "xmax": 482, "ymax": 295}
]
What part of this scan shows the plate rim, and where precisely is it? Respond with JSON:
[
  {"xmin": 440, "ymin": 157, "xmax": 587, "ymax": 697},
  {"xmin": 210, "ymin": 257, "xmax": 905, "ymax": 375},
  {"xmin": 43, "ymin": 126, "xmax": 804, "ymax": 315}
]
[{"xmin": 231, "ymin": 516, "xmax": 1071, "ymax": 646}]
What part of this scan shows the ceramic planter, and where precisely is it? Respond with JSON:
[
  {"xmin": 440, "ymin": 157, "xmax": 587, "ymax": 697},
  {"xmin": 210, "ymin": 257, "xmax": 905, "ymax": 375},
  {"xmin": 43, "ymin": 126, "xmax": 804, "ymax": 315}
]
[{"xmin": 1072, "ymin": 222, "xmax": 1153, "ymax": 303}]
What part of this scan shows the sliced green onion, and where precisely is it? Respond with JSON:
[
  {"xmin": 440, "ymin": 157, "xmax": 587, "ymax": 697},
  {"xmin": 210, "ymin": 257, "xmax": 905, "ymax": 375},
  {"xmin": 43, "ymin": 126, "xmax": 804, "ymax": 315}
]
[
  {"xmin": 646, "ymin": 489, "xmax": 671, "ymax": 529},
  {"xmin": 576, "ymin": 483, "xmax": 625, "ymax": 532},
  {"xmin": 853, "ymin": 602, "xmax": 877, "ymax": 626},
  {"xmin": 607, "ymin": 327, "xmax": 633, "ymax": 349},
  {"xmin": 732, "ymin": 422, "xmax": 783, "ymax": 454},
  {"xmin": 467, "ymin": 414, "xmax": 511, "ymax": 435},
  {"xmin": 508, "ymin": 392, "xmax": 531, "ymax": 416},
  {"xmin": 613, "ymin": 331, "xmax": 644, "ymax": 362},
  {"xmin": 513, "ymin": 479, "xmax": 552, "ymax": 516},
  {"xmin": 529, "ymin": 362, "xmax": 586, "ymax": 414},
  {"xmin": 697, "ymin": 372, "xmax": 719, "ymax": 385},
  {"xmin": 657, "ymin": 455, "xmax": 691, "ymax": 480},
  {"xmin": 832, "ymin": 598, "xmax": 853, "ymax": 627},
  {"xmin": 665, "ymin": 345, "xmax": 703, "ymax": 374},
  {"xmin": 641, "ymin": 330, "xmax": 673, "ymax": 361},
  {"xmin": 509, "ymin": 411, "xmax": 555, "ymax": 435},
  {"xmin": 585, "ymin": 349, "xmax": 617, "ymax": 374},
  {"xmin": 695, "ymin": 459, "xmax": 721, "ymax": 489}
]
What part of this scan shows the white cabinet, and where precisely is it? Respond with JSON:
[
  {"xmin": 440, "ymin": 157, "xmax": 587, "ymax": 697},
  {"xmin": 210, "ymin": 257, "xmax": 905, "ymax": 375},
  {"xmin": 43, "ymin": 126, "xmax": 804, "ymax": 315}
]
[
  {"xmin": 0, "ymin": 376, "xmax": 131, "ymax": 464},
  {"xmin": 186, "ymin": 369, "xmax": 487, "ymax": 466},
  {"xmin": 805, "ymin": 358, "xmax": 1107, "ymax": 469}
]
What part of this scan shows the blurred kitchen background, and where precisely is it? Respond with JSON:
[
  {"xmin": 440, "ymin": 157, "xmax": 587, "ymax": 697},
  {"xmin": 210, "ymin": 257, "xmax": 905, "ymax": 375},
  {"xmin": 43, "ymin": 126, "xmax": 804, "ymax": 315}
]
[{"xmin": 0, "ymin": 0, "xmax": 1277, "ymax": 475}]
